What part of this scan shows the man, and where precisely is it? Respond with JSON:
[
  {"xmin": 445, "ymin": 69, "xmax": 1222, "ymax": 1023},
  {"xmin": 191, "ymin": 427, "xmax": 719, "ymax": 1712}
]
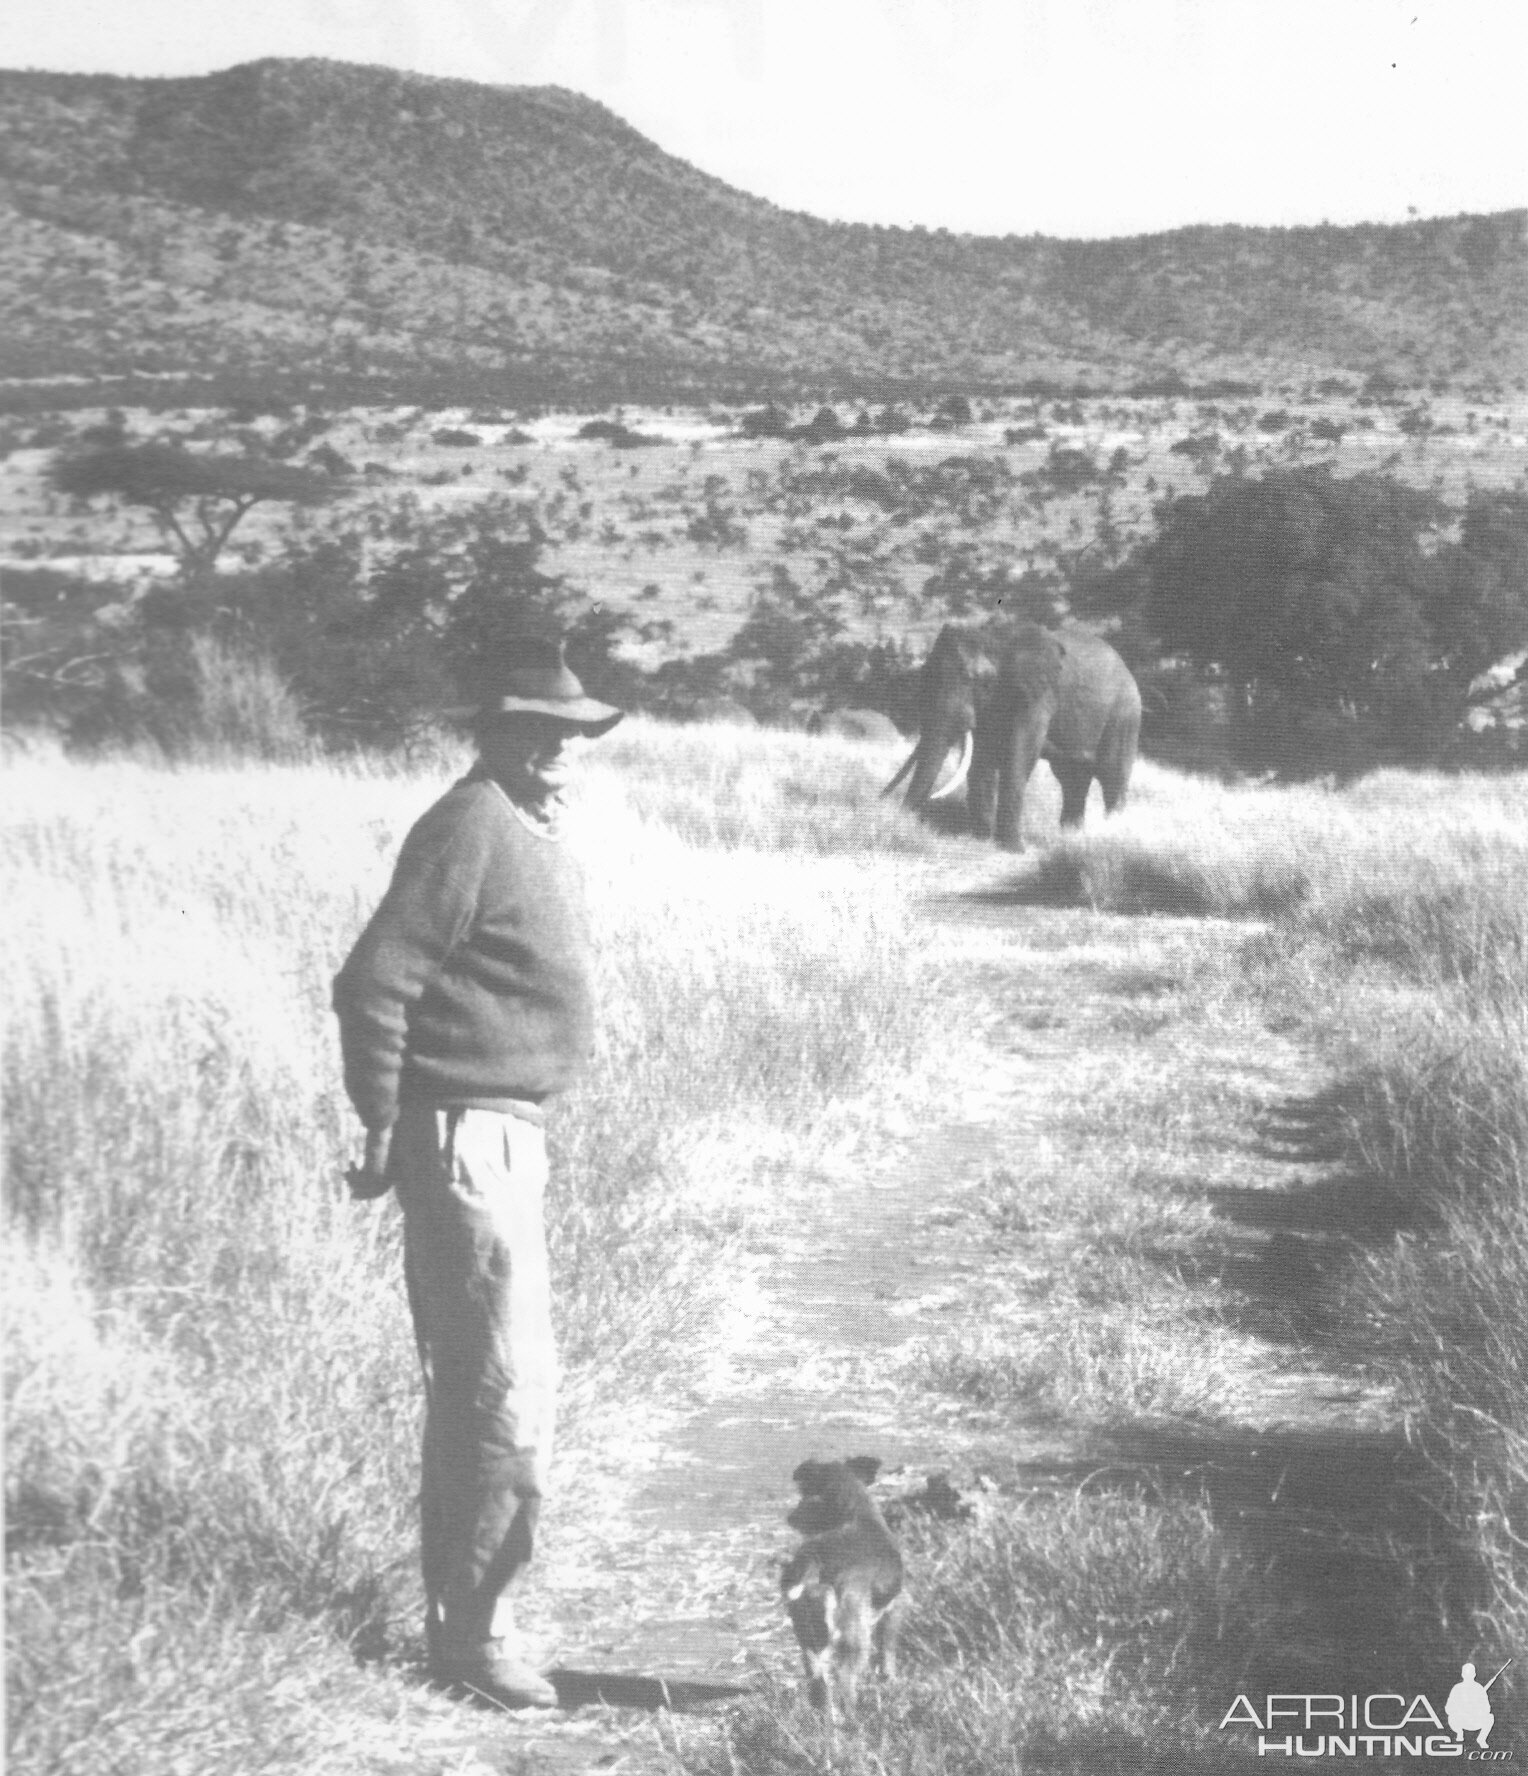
[{"xmin": 333, "ymin": 637, "xmax": 622, "ymax": 1710}]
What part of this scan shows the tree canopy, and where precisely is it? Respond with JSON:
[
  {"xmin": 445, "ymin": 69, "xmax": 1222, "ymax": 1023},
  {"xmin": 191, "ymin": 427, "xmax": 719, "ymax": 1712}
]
[
  {"xmin": 50, "ymin": 444, "xmax": 342, "ymax": 579},
  {"xmin": 1145, "ymin": 467, "xmax": 1528, "ymax": 755},
  {"xmin": 216, "ymin": 496, "xmax": 635, "ymax": 745}
]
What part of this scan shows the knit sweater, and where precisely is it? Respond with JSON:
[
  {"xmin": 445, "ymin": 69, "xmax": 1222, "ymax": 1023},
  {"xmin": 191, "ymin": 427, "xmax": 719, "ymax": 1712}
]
[{"xmin": 332, "ymin": 773, "xmax": 595, "ymax": 1131}]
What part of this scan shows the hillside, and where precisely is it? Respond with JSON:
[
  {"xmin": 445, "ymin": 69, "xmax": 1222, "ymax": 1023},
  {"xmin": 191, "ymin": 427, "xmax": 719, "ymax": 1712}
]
[{"xmin": 1, "ymin": 57, "xmax": 1525, "ymax": 396}]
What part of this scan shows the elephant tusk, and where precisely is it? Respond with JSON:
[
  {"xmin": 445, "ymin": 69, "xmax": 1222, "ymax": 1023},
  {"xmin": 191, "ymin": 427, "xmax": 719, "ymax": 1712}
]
[
  {"xmin": 928, "ymin": 730, "xmax": 974, "ymax": 801},
  {"xmin": 883, "ymin": 745, "xmax": 920, "ymax": 797}
]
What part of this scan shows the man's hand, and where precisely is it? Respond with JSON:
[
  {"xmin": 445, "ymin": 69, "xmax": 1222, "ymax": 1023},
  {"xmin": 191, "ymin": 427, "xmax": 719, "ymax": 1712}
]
[
  {"xmin": 365, "ymin": 1123, "xmax": 393, "ymax": 1177},
  {"xmin": 346, "ymin": 1123, "xmax": 395, "ymax": 1200}
]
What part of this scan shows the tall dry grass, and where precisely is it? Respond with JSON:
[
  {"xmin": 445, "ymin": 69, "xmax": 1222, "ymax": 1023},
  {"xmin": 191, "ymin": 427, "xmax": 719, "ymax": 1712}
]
[
  {"xmin": 1021, "ymin": 762, "xmax": 1528, "ymax": 1663},
  {"xmin": 1035, "ymin": 765, "xmax": 1526, "ymax": 945},
  {"xmin": 687, "ymin": 1485, "xmax": 1272, "ymax": 1776},
  {"xmin": 10, "ymin": 735, "xmax": 1526, "ymax": 1773},
  {"xmin": 3, "ymin": 720, "xmax": 937, "ymax": 1775},
  {"xmin": 686, "ymin": 762, "xmax": 1526, "ymax": 1776}
]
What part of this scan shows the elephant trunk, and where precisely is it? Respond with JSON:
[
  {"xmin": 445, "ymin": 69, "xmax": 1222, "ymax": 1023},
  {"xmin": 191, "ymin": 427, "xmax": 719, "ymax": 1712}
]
[{"xmin": 882, "ymin": 744, "xmax": 920, "ymax": 798}]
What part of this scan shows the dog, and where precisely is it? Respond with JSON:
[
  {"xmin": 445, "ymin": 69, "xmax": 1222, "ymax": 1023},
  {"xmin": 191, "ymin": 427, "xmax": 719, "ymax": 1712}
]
[{"xmin": 780, "ymin": 1456, "xmax": 906, "ymax": 1717}]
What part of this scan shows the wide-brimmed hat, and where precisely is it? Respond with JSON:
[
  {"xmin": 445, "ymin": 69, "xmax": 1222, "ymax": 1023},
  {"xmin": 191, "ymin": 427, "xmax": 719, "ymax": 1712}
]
[{"xmin": 448, "ymin": 638, "xmax": 623, "ymax": 735}]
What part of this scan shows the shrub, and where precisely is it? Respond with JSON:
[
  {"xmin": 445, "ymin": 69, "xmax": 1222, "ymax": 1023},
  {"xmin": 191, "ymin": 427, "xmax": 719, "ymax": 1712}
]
[
  {"xmin": 1145, "ymin": 469, "xmax": 1528, "ymax": 760},
  {"xmin": 576, "ymin": 419, "xmax": 661, "ymax": 448},
  {"xmin": 1032, "ymin": 445, "xmax": 1103, "ymax": 493},
  {"xmin": 791, "ymin": 405, "xmax": 844, "ymax": 443},
  {"xmin": 738, "ymin": 404, "xmax": 792, "ymax": 439},
  {"xmin": 1169, "ymin": 433, "xmax": 1220, "ymax": 470},
  {"xmin": 931, "ymin": 393, "xmax": 973, "ymax": 429}
]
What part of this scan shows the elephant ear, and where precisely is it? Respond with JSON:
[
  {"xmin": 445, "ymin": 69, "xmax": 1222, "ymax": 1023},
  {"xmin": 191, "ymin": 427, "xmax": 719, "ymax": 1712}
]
[
  {"xmin": 935, "ymin": 626, "xmax": 993, "ymax": 683},
  {"xmin": 1006, "ymin": 626, "xmax": 1065, "ymax": 704}
]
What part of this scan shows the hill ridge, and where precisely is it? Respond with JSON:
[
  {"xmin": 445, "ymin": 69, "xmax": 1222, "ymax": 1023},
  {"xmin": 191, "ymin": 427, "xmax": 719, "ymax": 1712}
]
[{"xmin": 1, "ymin": 57, "xmax": 1524, "ymax": 393}]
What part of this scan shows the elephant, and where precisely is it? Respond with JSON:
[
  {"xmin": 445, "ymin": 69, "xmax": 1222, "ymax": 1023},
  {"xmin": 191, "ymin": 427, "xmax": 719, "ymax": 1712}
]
[
  {"xmin": 807, "ymin": 707, "xmax": 902, "ymax": 743},
  {"xmin": 885, "ymin": 622, "xmax": 1141, "ymax": 850}
]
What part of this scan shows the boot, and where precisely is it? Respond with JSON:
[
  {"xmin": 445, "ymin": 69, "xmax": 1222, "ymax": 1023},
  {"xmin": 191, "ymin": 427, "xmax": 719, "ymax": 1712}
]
[{"xmin": 432, "ymin": 1636, "xmax": 558, "ymax": 1710}]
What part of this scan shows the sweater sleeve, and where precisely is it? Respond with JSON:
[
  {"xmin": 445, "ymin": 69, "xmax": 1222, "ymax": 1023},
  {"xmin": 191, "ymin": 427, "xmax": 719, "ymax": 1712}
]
[{"xmin": 332, "ymin": 797, "xmax": 488, "ymax": 1130}]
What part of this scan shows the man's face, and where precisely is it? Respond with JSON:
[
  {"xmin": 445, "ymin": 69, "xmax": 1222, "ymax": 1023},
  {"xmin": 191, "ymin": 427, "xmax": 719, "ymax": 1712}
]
[{"xmin": 477, "ymin": 716, "xmax": 591, "ymax": 800}]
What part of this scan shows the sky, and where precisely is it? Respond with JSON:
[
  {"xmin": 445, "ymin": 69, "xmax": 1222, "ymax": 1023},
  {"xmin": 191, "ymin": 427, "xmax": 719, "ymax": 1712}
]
[{"xmin": 2, "ymin": 0, "xmax": 1524, "ymax": 240}]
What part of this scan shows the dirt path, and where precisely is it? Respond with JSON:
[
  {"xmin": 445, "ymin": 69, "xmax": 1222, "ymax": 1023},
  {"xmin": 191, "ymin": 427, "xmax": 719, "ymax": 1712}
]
[{"xmin": 420, "ymin": 861, "xmax": 1413, "ymax": 1772}]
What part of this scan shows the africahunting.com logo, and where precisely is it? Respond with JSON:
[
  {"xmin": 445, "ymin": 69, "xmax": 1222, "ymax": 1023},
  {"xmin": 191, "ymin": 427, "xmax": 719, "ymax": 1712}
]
[{"xmin": 1220, "ymin": 1660, "xmax": 1513, "ymax": 1759}]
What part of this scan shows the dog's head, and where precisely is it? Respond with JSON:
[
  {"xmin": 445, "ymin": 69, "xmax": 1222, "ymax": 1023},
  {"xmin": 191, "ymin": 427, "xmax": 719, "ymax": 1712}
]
[{"xmin": 787, "ymin": 1456, "xmax": 881, "ymax": 1534}]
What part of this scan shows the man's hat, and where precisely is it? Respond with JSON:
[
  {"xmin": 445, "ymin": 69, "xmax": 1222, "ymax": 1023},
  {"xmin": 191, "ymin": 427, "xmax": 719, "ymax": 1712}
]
[{"xmin": 450, "ymin": 638, "xmax": 623, "ymax": 735}]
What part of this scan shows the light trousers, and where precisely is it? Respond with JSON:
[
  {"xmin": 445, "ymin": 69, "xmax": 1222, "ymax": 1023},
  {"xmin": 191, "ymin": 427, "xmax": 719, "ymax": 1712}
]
[{"xmin": 391, "ymin": 1104, "xmax": 558, "ymax": 1651}]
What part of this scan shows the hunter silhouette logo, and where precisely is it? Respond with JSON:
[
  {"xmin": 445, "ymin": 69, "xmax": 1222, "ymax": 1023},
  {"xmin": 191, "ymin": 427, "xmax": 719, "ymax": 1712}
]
[
  {"xmin": 1449, "ymin": 1663, "xmax": 1511, "ymax": 1751},
  {"xmin": 1218, "ymin": 1658, "xmax": 1514, "ymax": 1759}
]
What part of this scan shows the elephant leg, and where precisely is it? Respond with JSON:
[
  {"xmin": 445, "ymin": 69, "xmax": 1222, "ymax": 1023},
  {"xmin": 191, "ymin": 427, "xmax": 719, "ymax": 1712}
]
[
  {"xmin": 987, "ymin": 699, "xmax": 1051, "ymax": 852},
  {"xmin": 1097, "ymin": 712, "xmax": 1140, "ymax": 813},
  {"xmin": 1054, "ymin": 760, "xmax": 1094, "ymax": 828},
  {"xmin": 968, "ymin": 759, "xmax": 998, "ymax": 838},
  {"xmin": 994, "ymin": 776, "xmax": 1025, "ymax": 849},
  {"xmin": 994, "ymin": 718, "xmax": 1046, "ymax": 851}
]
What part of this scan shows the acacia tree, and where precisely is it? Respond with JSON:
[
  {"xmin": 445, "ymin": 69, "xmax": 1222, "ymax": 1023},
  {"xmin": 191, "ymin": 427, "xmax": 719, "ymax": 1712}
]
[{"xmin": 50, "ymin": 443, "xmax": 342, "ymax": 581}]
